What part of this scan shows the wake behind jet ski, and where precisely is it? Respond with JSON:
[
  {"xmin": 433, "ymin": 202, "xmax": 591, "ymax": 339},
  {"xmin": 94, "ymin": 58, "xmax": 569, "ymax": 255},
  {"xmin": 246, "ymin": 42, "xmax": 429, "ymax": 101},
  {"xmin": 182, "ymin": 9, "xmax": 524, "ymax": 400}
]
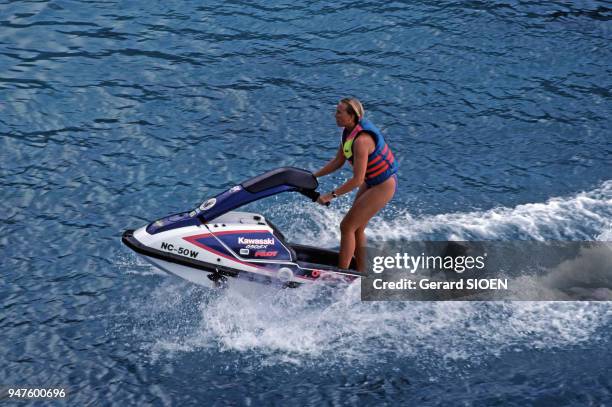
[{"xmin": 122, "ymin": 167, "xmax": 360, "ymax": 289}]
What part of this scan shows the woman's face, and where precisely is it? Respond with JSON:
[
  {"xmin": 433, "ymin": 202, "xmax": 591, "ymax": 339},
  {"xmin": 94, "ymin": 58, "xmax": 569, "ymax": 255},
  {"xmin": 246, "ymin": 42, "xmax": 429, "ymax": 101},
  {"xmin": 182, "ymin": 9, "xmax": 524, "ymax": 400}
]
[{"xmin": 335, "ymin": 102, "xmax": 356, "ymax": 128}]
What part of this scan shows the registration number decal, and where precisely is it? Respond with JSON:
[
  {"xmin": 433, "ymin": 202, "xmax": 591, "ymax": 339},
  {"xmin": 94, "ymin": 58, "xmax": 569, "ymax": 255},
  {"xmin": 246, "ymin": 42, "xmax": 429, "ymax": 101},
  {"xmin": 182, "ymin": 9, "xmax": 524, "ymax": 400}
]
[{"xmin": 160, "ymin": 242, "xmax": 199, "ymax": 258}]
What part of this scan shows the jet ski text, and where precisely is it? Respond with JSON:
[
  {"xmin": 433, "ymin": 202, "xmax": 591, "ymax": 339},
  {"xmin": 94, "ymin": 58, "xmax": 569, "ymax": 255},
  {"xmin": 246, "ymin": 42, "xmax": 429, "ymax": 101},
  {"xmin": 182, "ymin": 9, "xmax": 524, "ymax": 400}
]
[{"xmin": 160, "ymin": 242, "xmax": 199, "ymax": 258}]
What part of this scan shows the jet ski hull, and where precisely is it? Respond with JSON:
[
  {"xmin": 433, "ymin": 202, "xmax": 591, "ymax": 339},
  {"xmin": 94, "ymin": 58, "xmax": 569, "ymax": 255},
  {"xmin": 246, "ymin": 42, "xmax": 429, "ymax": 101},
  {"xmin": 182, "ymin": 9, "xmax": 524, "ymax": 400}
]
[
  {"xmin": 121, "ymin": 168, "xmax": 361, "ymax": 289},
  {"xmin": 122, "ymin": 221, "xmax": 359, "ymax": 290}
]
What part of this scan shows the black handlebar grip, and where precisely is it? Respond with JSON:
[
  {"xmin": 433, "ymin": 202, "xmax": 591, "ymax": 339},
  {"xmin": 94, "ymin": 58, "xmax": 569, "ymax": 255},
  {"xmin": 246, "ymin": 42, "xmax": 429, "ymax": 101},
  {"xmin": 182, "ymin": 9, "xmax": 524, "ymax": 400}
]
[{"xmin": 298, "ymin": 189, "xmax": 331, "ymax": 206}]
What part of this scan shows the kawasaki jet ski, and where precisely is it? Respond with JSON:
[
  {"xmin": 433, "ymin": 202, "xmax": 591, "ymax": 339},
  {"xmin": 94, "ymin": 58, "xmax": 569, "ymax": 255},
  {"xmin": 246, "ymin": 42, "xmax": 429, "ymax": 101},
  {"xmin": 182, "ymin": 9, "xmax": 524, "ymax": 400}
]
[{"xmin": 122, "ymin": 167, "xmax": 360, "ymax": 289}]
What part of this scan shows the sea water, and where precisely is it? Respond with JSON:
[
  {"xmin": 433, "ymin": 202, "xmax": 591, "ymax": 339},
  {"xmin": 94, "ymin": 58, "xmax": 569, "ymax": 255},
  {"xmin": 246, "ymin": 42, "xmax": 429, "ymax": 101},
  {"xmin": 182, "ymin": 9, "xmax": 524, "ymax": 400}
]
[{"xmin": 1, "ymin": 1, "xmax": 611, "ymax": 405}]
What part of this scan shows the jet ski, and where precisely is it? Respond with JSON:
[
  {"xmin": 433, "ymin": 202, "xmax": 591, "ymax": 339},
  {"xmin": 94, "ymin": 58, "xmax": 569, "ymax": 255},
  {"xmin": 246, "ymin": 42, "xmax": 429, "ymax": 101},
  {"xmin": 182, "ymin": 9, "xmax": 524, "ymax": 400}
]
[{"xmin": 122, "ymin": 167, "xmax": 360, "ymax": 289}]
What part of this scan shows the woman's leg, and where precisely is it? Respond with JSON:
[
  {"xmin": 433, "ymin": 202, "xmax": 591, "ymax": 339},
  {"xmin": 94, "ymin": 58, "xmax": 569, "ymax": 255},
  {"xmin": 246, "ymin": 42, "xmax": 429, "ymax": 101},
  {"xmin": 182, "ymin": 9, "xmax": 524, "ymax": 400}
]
[
  {"xmin": 351, "ymin": 184, "xmax": 369, "ymax": 272},
  {"xmin": 353, "ymin": 225, "xmax": 367, "ymax": 272},
  {"xmin": 338, "ymin": 176, "xmax": 396, "ymax": 270}
]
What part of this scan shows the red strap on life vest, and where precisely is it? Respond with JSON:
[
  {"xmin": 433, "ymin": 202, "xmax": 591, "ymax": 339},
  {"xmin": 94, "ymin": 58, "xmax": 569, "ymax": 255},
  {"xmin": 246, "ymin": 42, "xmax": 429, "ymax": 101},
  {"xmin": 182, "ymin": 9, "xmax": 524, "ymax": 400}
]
[
  {"xmin": 367, "ymin": 160, "xmax": 389, "ymax": 175},
  {"xmin": 366, "ymin": 145, "xmax": 389, "ymax": 169},
  {"xmin": 345, "ymin": 124, "xmax": 363, "ymax": 141},
  {"xmin": 368, "ymin": 154, "xmax": 395, "ymax": 178},
  {"xmin": 366, "ymin": 145, "xmax": 393, "ymax": 175}
]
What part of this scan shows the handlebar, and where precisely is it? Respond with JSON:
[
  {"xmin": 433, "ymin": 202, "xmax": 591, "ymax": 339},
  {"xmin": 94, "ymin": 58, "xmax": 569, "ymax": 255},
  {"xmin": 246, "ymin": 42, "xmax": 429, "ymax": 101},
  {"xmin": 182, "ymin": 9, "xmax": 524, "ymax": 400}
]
[{"xmin": 298, "ymin": 189, "xmax": 330, "ymax": 207}]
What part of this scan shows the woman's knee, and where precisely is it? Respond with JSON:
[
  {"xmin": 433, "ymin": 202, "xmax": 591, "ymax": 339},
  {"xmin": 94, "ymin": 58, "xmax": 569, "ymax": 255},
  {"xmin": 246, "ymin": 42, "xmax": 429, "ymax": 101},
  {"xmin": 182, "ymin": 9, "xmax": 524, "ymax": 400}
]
[
  {"xmin": 354, "ymin": 226, "xmax": 366, "ymax": 243},
  {"xmin": 340, "ymin": 218, "xmax": 367, "ymax": 238},
  {"xmin": 340, "ymin": 217, "xmax": 358, "ymax": 235},
  {"xmin": 355, "ymin": 227, "xmax": 367, "ymax": 246}
]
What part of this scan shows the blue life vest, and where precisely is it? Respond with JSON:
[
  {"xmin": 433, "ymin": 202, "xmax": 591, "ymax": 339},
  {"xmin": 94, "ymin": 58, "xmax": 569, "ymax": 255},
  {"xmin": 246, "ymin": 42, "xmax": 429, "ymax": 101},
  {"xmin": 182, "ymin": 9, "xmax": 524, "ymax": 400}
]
[{"xmin": 341, "ymin": 119, "xmax": 398, "ymax": 186}]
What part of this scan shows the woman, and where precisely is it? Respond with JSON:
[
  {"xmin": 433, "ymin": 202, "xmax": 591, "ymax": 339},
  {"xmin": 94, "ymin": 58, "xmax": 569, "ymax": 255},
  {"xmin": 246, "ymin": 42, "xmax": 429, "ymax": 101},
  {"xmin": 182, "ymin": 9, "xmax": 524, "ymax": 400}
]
[{"xmin": 314, "ymin": 98, "xmax": 398, "ymax": 272}]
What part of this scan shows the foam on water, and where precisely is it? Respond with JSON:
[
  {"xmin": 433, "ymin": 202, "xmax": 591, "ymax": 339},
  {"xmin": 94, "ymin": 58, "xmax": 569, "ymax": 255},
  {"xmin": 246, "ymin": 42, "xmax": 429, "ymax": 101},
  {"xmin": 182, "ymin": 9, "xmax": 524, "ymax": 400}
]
[
  {"xmin": 116, "ymin": 252, "xmax": 168, "ymax": 276},
  {"xmin": 139, "ymin": 281, "xmax": 610, "ymax": 369},
  {"xmin": 598, "ymin": 223, "xmax": 612, "ymax": 241},
  {"xmin": 131, "ymin": 182, "xmax": 611, "ymax": 368},
  {"xmin": 281, "ymin": 180, "xmax": 612, "ymax": 246}
]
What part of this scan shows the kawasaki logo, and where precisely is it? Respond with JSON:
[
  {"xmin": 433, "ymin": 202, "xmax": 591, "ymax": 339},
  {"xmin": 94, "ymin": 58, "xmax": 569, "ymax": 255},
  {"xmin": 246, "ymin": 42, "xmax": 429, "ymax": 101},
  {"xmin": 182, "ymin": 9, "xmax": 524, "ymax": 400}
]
[{"xmin": 238, "ymin": 237, "xmax": 275, "ymax": 245}]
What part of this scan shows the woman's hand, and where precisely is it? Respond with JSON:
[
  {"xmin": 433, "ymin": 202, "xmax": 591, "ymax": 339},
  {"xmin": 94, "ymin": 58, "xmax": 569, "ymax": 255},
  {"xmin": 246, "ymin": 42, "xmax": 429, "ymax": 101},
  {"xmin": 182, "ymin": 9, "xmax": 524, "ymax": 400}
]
[{"xmin": 317, "ymin": 193, "xmax": 333, "ymax": 206}]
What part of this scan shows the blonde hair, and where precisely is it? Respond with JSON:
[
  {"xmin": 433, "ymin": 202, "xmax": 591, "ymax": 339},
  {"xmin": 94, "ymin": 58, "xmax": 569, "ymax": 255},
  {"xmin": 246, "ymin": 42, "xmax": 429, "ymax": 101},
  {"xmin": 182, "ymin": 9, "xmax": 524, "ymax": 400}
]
[{"xmin": 340, "ymin": 97, "xmax": 364, "ymax": 121}]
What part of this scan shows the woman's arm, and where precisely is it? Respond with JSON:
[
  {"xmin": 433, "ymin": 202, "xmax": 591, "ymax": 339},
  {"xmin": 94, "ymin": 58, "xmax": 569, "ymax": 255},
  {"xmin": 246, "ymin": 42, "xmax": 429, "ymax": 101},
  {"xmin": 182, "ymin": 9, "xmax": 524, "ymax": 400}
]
[
  {"xmin": 317, "ymin": 135, "xmax": 374, "ymax": 204},
  {"xmin": 332, "ymin": 136, "xmax": 371, "ymax": 195},
  {"xmin": 313, "ymin": 145, "xmax": 346, "ymax": 178}
]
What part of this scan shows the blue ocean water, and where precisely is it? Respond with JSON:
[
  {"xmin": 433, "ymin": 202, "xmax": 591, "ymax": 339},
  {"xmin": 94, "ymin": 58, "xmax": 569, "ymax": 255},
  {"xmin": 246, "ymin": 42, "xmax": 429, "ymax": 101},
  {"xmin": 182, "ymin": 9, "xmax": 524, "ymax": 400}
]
[{"xmin": 1, "ymin": 0, "xmax": 611, "ymax": 405}]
